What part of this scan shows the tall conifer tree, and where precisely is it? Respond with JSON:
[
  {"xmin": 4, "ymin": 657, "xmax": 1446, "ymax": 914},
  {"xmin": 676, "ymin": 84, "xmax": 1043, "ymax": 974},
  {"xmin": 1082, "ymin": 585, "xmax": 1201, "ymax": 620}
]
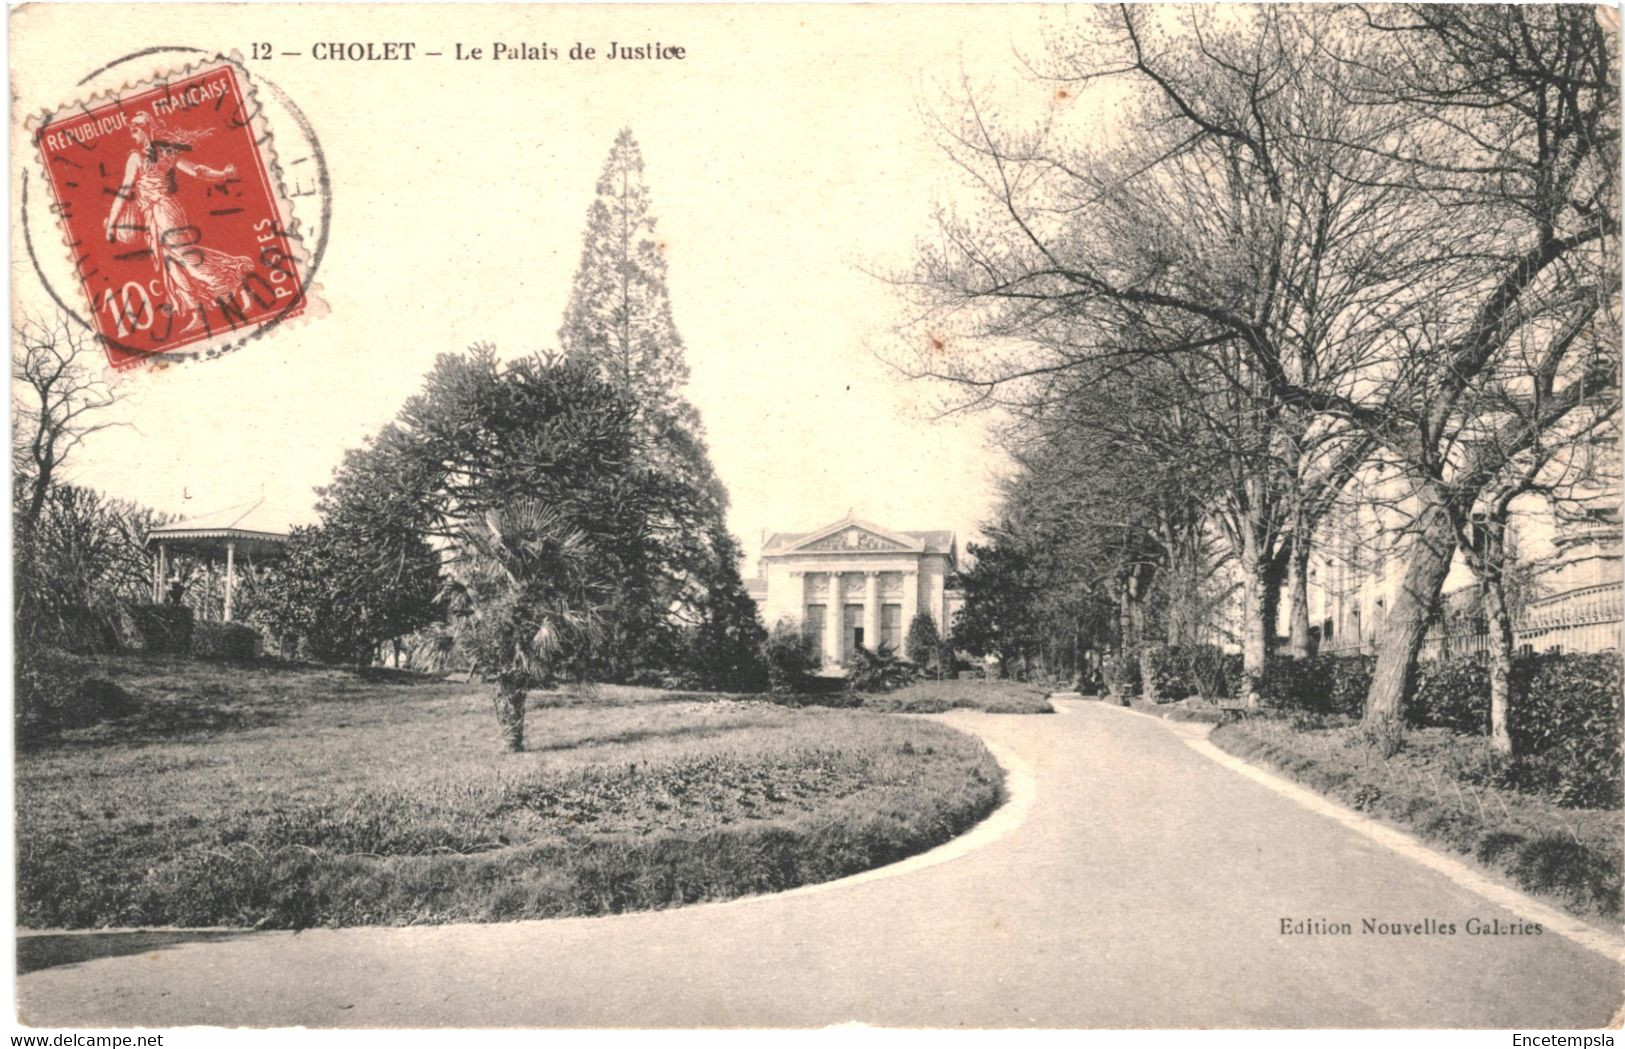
[
  {"xmin": 559, "ymin": 129, "xmax": 763, "ymax": 680},
  {"xmin": 560, "ymin": 128, "xmax": 691, "ymax": 421}
]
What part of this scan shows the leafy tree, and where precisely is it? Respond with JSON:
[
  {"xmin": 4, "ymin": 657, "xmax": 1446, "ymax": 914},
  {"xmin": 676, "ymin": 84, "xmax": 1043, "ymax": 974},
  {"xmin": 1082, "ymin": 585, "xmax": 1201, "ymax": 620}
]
[
  {"xmin": 318, "ymin": 347, "xmax": 661, "ymax": 681},
  {"xmin": 904, "ymin": 611, "xmax": 942, "ymax": 676},
  {"xmin": 257, "ymin": 516, "xmax": 441, "ymax": 665},
  {"xmin": 13, "ymin": 483, "xmax": 164, "ymax": 649},
  {"xmin": 763, "ymin": 619, "xmax": 819, "ymax": 696},
  {"xmin": 440, "ymin": 501, "xmax": 609, "ymax": 751},
  {"xmin": 952, "ymin": 537, "xmax": 1044, "ymax": 676},
  {"xmin": 675, "ymin": 523, "xmax": 768, "ymax": 691}
]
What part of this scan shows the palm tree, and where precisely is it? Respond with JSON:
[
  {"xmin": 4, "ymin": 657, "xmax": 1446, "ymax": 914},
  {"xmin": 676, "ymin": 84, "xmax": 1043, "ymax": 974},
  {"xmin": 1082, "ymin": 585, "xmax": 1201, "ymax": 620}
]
[{"xmin": 440, "ymin": 500, "xmax": 605, "ymax": 751}]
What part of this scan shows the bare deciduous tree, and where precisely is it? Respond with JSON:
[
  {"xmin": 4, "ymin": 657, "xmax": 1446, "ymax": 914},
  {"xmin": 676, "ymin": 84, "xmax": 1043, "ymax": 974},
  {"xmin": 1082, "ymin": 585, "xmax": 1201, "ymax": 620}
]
[
  {"xmin": 1306, "ymin": 5, "xmax": 1622, "ymax": 731},
  {"xmin": 12, "ymin": 313, "xmax": 117, "ymax": 531},
  {"xmin": 888, "ymin": 5, "xmax": 1419, "ymax": 683}
]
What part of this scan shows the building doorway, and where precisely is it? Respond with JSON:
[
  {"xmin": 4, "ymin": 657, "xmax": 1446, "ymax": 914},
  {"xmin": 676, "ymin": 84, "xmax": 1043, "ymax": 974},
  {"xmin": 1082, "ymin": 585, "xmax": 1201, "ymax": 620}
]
[{"xmin": 843, "ymin": 604, "xmax": 864, "ymax": 662}]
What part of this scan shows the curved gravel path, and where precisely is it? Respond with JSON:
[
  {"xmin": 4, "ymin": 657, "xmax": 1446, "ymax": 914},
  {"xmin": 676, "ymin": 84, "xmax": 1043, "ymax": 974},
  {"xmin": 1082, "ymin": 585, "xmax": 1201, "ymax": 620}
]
[{"xmin": 17, "ymin": 701, "xmax": 1622, "ymax": 1028}]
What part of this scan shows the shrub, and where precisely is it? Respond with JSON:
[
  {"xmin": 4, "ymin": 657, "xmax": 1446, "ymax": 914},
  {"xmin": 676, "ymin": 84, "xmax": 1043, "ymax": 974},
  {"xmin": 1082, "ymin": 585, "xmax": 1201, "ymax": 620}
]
[
  {"xmin": 1410, "ymin": 656, "xmax": 1490, "ymax": 734},
  {"xmin": 676, "ymin": 619, "xmax": 769, "ymax": 693},
  {"xmin": 1142, "ymin": 644, "xmax": 1193, "ymax": 702},
  {"xmin": 15, "ymin": 642, "xmax": 137, "ymax": 745},
  {"xmin": 1507, "ymin": 835, "xmax": 1623, "ymax": 917},
  {"xmin": 763, "ymin": 620, "xmax": 820, "ymax": 695},
  {"xmin": 1255, "ymin": 654, "xmax": 1372, "ymax": 718},
  {"xmin": 191, "ymin": 622, "xmax": 261, "ymax": 661},
  {"xmin": 1141, "ymin": 644, "xmax": 1238, "ymax": 702},
  {"xmin": 1220, "ymin": 653, "xmax": 1246, "ymax": 699},
  {"xmin": 115, "ymin": 603, "xmax": 194, "ymax": 654},
  {"xmin": 1512, "ymin": 653, "xmax": 1623, "ymax": 809},
  {"xmin": 846, "ymin": 644, "xmax": 918, "ymax": 694},
  {"xmin": 904, "ymin": 612, "xmax": 942, "ymax": 675},
  {"xmin": 1102, "ymin": 645, "xmax": 1142, "ymax": 700},
  {"xmin": 1181, "ymin": 644, "xmax": 1231, "ymax": 701}
]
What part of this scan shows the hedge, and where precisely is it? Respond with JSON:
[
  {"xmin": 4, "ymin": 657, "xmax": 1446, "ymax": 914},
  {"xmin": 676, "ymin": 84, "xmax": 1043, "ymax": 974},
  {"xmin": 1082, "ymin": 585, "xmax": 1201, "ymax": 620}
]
[
  {"xmin": 1409, "ymin": 653, "xmax": 1623, "ymax": 809},
  {"xmin": 1142, "ymin": 643, "xmax": 1236, "ymax": 702},
  {"xmin": 116, "ymin": 603, "xmax": 194, "ymax": 654},
  {"xmin": 1254, "ymin": 654, "xmax": 1374, "ymax": 718},
  {"xmin": 1253, "ymin": 651, "xmax": 1620, "ymax": 810},
  {"xmin": 191, "ymin": 622, "xmax": 261, "ymax": 661},
  {"xmin": 1142, "ymin": 645, "xmax": 1190, "ymax": 701}
]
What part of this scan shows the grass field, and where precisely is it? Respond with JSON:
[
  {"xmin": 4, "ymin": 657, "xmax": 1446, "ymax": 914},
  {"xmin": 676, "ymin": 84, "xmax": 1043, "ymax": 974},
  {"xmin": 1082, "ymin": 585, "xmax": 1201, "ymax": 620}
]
[
  {"xmin": 17, "ymin": 656, "xmax": 1003, "ymax": 930},
  {"xmin": 1123, "ymin": 696, "xmax": 1233, "ymax": 724},
  {"xmin": 850, "ymin": 678, "xmax": 1054, "ymax": 715},
  {"xmin": 1213, "ymin": 716, "xmax": 1623, "ymax": 925}
]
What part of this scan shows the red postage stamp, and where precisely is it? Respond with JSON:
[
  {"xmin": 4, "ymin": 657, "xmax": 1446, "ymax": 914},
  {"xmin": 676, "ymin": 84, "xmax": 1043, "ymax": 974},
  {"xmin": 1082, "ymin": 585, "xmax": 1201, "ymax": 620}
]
[{"xmin": 30, "ymin": 58, "xmax": 320, "ymax": 370}]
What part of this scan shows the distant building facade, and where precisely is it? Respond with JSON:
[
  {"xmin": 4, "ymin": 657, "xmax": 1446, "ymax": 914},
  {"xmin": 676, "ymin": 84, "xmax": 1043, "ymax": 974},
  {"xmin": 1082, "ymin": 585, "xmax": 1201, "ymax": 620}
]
[
  {"xmin": 1308, "ymin": 482, "xmax": 1622, "ymax": 659},
  {"xmin": 746, "ymin": 514, "xmax": 963, "ymax": 669}
]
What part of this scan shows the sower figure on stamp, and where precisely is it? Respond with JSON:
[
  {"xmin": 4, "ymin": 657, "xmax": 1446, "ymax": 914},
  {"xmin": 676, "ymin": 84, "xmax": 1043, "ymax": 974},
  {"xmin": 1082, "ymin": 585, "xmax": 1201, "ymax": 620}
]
[{"xmin": 104, "ymin": 111, "xmax": 253, "ymax": 335}]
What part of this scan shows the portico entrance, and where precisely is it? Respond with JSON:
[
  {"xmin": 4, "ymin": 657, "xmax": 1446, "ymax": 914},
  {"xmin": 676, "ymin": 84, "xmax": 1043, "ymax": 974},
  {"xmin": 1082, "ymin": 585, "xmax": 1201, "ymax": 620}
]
[
  {"xmin": 843, "ymin": 604, "xmax": 864, "ymax": 663},
  {"xmin": 751, "ymin": 514, "xmax": 965, "ymax": 673}
]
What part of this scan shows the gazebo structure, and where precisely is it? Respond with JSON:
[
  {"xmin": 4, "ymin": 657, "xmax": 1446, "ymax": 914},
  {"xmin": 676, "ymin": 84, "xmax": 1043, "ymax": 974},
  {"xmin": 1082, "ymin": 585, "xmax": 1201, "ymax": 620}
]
[{"xmin": 144, "ymin": 499, "xmax": 290, "ymax": 621}]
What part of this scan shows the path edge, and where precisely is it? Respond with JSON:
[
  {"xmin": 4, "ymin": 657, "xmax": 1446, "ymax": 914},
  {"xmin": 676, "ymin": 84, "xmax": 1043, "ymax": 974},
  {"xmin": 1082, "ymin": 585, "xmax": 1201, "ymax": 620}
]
[{"xmin": 1075, "ymin": 698, "xmax": 1625, "ymax": 967}]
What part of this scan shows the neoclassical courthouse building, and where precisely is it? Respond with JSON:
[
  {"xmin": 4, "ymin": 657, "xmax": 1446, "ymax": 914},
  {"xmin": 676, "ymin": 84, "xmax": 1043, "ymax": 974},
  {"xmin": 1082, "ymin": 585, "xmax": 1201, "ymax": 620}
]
[{"xmin": 745, "ymin": 514, "xmax": 964, "ymax": 669}]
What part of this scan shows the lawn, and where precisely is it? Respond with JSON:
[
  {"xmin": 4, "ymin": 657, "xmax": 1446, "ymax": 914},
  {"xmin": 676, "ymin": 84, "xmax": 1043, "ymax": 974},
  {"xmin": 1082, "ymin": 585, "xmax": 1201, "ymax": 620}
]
[
  {"xmin": 1122, "ymin": 696, "xmax": 1234, "ymax": 724},
  {"xmin": 17, "ymin": 655, "xmax": 1003, "ymax": 930},
  {"xmin": 849, "ymin": 678, "xmax": 1054, "ymax": 715},
  {"xmin": 1212, "ymin": 716, "xmax": 1623, "ymax": 925}
]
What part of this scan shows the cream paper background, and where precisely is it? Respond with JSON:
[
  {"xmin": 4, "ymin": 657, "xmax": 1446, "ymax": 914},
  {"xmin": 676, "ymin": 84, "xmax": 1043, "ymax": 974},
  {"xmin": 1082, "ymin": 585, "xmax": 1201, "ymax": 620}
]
[
  {"xmin": 7, "ymin": 2, "xmax": 1086, "ymax": 552},
  {"xmin": 8, "ymin": 8, "xmax": 1598, "ymax": 1044}
]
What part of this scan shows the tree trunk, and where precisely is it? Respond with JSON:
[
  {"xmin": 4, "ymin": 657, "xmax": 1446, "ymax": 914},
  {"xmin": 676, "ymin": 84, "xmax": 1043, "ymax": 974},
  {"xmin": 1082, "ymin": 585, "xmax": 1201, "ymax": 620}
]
[
  {"xmin": 1476, "ymin": 520, "xmax": 1517, "ymax": 755},
  {"xmin": 1288, "ymin": 536, "xmax": 1315, "ymax": 659},
  {"xmin": 493, "ymin": 672, "xmax": 528, "ymax": 752},
  {"xmin": 1239, "ymin": 523, "xmax": 1274, "ymax": 702},
  {"xmin": 1114, "ymin": 569, "xmax": 1146, "ymax": 703},
  {"xmin": 1363, "ymin": 485, "xmax": 1457, "ymax": 729},
  {"xmin": 1128, "ymin": 566, "xmax": 1147, "ymax": 648},
  {"xmin": 1483, "ymin": 572, "xmax": 1516, "ymax": 754},
  {"xmin": 1130, "ymin": 566, "xmax": 1151, "ymax": 699}
]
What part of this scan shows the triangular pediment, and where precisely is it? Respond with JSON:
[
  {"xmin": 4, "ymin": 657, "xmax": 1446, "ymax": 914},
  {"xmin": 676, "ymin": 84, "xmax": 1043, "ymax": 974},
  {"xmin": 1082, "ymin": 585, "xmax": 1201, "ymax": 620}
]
[{"xmin": 785, "ymin": 517, "xmax": 924, "ymax": 554}]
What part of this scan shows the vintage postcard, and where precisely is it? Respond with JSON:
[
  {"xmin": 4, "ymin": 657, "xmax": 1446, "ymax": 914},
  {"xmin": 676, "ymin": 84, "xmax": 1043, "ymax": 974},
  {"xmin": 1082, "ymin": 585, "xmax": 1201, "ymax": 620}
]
[{"xmin": 8, "ymin": 2, "xmax": 1622, "ymax": 1038}]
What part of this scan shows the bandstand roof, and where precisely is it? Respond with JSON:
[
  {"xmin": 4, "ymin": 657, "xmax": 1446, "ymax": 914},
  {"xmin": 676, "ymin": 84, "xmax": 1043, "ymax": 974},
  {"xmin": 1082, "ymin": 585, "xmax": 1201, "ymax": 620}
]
[{"xmin": 145, "ymin": 498, "xmax": 291, "ymax": 558}]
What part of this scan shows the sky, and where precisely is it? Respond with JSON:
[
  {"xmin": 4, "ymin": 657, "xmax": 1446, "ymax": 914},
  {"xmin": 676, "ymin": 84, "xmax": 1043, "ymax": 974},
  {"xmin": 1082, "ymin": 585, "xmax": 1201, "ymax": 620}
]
[{"xmin": 10, "ymin": 4, "xmax": 1091, "ymax": 568}]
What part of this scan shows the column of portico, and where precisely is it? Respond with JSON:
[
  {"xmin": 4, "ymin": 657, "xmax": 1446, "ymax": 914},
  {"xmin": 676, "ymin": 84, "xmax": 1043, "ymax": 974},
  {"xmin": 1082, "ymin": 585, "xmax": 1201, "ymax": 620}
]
[
  {"xmin": 824, "ymin": 573, "xmax": 844, "ymax": 667},
  {"xmin": 787, "ymin": 571, "xmax": 804, "ymax": 633},
  {"xmin": 864, "ymin": 571, "xmax": 881, "ymax": 652},
  {"xmin": 901, "ymin": 567, "xmax": 919, "ymax": 640}
]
